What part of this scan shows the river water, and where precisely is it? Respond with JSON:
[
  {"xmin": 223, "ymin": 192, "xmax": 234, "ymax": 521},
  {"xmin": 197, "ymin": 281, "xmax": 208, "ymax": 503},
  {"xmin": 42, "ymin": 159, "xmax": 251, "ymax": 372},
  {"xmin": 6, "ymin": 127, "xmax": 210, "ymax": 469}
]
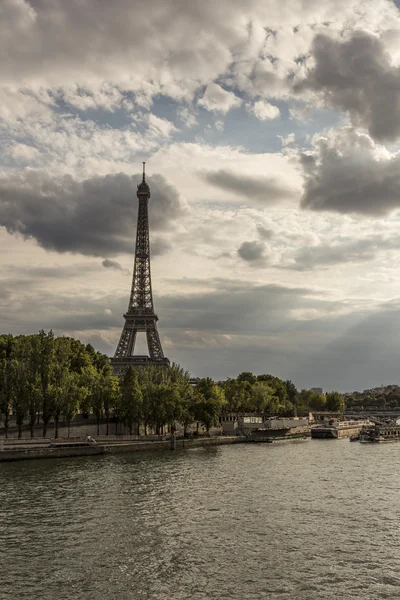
[{"xmin": 1, "ymin": 440, "xmax": 400, "ymax": 600}]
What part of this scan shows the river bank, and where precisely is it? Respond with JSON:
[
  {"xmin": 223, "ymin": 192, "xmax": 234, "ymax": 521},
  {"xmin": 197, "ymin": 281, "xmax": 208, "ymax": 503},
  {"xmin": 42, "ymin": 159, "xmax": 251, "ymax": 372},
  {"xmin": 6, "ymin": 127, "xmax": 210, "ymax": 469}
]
[{"xmin": 0, "ymin": 435, "xmax": 250, "ymax": 462}]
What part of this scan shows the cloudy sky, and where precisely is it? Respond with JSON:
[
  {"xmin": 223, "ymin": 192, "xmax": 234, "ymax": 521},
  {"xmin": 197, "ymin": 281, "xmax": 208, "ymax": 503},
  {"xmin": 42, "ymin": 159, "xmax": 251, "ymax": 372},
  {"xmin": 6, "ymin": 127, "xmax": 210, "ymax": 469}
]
[{"xmin": 3, "ymin": 0, "xmax": 400, "ymax": 391}]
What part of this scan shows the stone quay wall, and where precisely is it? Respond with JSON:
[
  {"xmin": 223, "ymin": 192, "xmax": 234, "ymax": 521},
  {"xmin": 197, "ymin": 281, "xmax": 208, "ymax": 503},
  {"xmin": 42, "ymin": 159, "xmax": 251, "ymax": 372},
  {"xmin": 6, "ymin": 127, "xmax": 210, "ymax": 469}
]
[{"xmin": 0, "ymin": 436, "xmax": 245, "ymax": 463}]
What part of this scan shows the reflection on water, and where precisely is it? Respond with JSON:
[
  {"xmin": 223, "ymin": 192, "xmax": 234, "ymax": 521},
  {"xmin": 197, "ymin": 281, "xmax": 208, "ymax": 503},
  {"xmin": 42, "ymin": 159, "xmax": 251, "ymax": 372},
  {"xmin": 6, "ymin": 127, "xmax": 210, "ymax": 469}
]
[{"xmin": 1, "ymin": 441, "xmax": 400, "ymax": 599}]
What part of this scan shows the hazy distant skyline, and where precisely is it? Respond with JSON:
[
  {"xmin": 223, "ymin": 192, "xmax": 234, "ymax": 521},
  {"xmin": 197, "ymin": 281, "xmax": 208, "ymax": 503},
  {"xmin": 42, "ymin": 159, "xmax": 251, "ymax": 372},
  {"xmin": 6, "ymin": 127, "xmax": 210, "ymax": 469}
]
[{"xmin": 2, "ymin": 0, "xmax": 400, "ymax": 391}]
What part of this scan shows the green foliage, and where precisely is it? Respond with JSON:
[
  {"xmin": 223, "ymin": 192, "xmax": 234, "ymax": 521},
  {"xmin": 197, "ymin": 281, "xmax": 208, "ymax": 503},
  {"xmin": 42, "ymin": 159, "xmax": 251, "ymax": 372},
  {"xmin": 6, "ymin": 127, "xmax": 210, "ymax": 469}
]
[
  {"xmin": 325, "ymin": 391, "xmax": 345, "ymax": 413},
  {"xmin": 285, "ymin": 380, "xmax": 298, "ymax": 405},
  {"xmin": 297, "ymin": 389, "xmax": 326, "ymax": 414},
  {"xmin": 10, "ymin": 359, "xmax": 30, "ymax": 438},
  {"xmin": 120, "ymin": 367, "xmax": 142, "ymax": 435},
  {"xmin": 224, "ymin": 379, "xmax": 250, "ymax": 413},
  {"xmin": 61, "ymin": 372, "xmax": 85, "ymax": 437},
  {"xmin": 237, "ymin": 372, "xmax": 257, "ymax": 385},
  {"xmin": 0, "ymin": 331, "xmax": 111, "ymax": 438},
  {"xmin": 0, "ymin": 334, "xmax": 352, "ymax": 441},
  {"xmin": 193, "ymin": 378, "xmax": 226, "ymax": 434},
  {"xmin": 223, "ymin": 373, "xmax": 295, "ymax": 416}
]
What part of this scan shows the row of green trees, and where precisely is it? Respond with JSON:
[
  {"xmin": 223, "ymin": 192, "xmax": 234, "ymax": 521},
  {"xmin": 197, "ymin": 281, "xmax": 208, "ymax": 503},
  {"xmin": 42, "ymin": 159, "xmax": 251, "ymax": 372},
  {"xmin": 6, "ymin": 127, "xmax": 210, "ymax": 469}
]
[
  {"xmin": 119, "ymin": 368, "xmax": 226, "ymax": 436},
  {"xmin": 346, "ymin": 387, "xmax": 400, "ymax": 410},
  {"xmin": 221, "ymin": 372, "xmax": 345, "ymax": 416},
  {"xmin": 0, "ymin": 333, "xmax": 346, "ymax": 440},
  {"xmin": 0, "ymin": 332, "xmax": 227, "ymax": 438},
  {"xmin": 0, "ymin": 331, "xmax": 118, "ymax": 438}
]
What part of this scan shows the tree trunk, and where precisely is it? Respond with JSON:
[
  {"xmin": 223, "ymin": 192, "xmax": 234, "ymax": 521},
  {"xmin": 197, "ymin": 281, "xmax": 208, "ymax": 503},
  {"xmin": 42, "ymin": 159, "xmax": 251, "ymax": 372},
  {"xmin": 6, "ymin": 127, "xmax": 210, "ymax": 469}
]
[
  {"xmin": 115, "ymin": 420, "xmax": 118, "ymax": 435},
  {"xmin": 43, "ymin": 411, "xmax": 50, "ymax": 438},
  {"xmin": 67, "ymin": 422, "xmax": 70, "ymax": 438},
  {"xmin": 18, "ymin": 419, "xmax": 22, "ymax": 439},
  {"xmin": 4, "ymin": 412, "xmax": 9, "ymax": 439},
  {"xmin": 106, "ymin": 414, "xmax": 109, "ymax": 436},
  {"xmin": 54, "ymin": 416, "xmax": 59, "ymax": 439},
  {"xmin": 96, "ymin": 416, "xmax": 100, "ymax": 436},
  {"xmin": 30, "ymin": 423, "xmax": 34, "ymax": 438}
]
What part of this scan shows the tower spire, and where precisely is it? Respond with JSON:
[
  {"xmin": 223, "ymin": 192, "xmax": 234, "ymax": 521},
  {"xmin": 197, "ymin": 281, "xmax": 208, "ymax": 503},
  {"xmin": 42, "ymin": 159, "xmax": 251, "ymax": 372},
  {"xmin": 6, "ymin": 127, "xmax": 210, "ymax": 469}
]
[{"xmin": 111, "ymin": 164, "xmax": 169, "ymax": 375}]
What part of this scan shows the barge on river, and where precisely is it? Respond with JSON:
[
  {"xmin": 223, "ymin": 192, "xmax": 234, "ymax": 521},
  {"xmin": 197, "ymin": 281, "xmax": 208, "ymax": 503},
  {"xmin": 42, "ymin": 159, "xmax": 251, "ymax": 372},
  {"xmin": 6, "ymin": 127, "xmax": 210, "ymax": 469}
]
[
  {"xmin": 233, "ymin": 416, "xmax": 311, "ymax": 442},
  {"xmin": 359, "ymin": 425, "xmax": 400, "ymax": 443},
  {"xmin": 311, "ymin": 420, "xmax": 370, "ymax": 439}
]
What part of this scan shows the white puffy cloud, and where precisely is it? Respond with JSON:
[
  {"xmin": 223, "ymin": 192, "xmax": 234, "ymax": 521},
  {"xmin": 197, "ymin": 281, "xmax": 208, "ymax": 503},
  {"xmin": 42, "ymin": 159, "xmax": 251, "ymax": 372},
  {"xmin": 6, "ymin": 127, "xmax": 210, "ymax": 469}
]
[
  {"xmin": 198, "ymin": 83, "xmax": 241, "ymax": 113},
  {"xmin": 246, "ymin": 100, "xmax": 280, "ymax": 120},
  {"xmin": 176, "ymin": 106, "xmax": 198, "ymax": 127},
  {"xmin": 10, "ymin": 143, "xmax": 40, "ymax": 161},
  {"xmin": 1, "ymin": 0, "xmax": 396, "ymax": 109}
]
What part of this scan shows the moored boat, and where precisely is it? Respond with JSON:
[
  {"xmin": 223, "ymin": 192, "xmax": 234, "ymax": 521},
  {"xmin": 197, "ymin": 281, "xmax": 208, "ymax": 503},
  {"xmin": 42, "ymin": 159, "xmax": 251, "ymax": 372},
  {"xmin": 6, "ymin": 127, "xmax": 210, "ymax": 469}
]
[
  {"xmin": 311, "ymin": 420, "xmax": 370, "ymax": 440},
  {"xmin": 359, "ymin": 425, "xmax": 400, "ymax": 443}
]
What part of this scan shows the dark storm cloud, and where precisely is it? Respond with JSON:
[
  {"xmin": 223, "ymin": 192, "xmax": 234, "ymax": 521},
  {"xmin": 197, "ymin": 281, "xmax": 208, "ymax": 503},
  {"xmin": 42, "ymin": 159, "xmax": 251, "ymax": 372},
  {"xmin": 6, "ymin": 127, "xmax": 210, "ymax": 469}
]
[
  {"xmin": 0, "ymin": 277, "xmax": 125, "ymax": 335},
  {"xmin": 0, "ymin": 276, "xmax": 321, "ymax": 338},
  {"xmin": 0, "ymin": 171, "xmax": 183, "ymax": 256},
  {"xmin": 256, "ymin": 224, "xmax": 274, "ymax": 240},
  {"xmin": 2, "ymin": 270, "xmax": 399, "ymax": 390},
  {"xmin": 292, "ymin": 234, "xmax": 400, "ymax": 270},
  {"xmin": 159, "ymin": 284, "xmax": 400, "ymax": 391},
  {"xmin": 237, "ymin": 240, "xmax": 268, "ymax": 263},
  {"xmin": 102, "ymin": 259, "xmax": 125, "ymax": 271},
  {"xmin": 296, "ymin": 32, "xmax": 400, "ymax": 142},
  {"xmin": 300, "ymin": 130, "xmax": 400, "ymax": 215},
  {"xmin": 151, "ymin": 238, "xmax": 173, "ymax": 257},
  {"xmin": 290, "ymin": 301, "xmax": 400, "ymax": 391},
  {"xmin": 202, "ymin": 169, "xmax": 296, "ymax": 205},
  {"xmin": 156, "ymin": 281, "xmax": 382, "ymax": 387},
  {"xmin": 157, "ymin": 281, "xmax": 329, "ymax": 334}
]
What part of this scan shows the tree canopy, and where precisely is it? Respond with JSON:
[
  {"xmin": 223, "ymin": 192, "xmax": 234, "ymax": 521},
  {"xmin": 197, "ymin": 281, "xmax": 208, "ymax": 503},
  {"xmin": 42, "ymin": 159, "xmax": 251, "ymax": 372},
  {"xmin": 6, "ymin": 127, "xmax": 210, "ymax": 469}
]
[{"xmin": 0, "ymin": 332, "xmax": 347, "ymax": 440}]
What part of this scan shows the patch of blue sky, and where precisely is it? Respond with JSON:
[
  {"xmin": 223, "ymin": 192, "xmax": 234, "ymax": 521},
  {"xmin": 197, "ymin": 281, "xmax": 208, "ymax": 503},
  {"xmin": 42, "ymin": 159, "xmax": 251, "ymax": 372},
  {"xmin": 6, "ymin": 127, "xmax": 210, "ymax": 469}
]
[
  {"xmin": 203, "ymin": 102, "xmax": 343, "ymax": 154},
  {"xmin": 43, "ymin": 92, "xmax": 344, "ymax": 159},
  {"xmin": 150, "ymin": 94, "xmax": 344, "ymax": 154},
  {"xmin": 54, "ymin": 94, "xmax": 136, "ymax": 129}
]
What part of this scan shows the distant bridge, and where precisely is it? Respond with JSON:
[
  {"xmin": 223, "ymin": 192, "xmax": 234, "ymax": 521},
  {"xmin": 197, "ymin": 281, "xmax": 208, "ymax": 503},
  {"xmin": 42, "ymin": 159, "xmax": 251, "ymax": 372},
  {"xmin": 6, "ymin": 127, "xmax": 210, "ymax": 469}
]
[{"xmin": 344, "ymin": 408, "xmax": 400, "ymax": 420}]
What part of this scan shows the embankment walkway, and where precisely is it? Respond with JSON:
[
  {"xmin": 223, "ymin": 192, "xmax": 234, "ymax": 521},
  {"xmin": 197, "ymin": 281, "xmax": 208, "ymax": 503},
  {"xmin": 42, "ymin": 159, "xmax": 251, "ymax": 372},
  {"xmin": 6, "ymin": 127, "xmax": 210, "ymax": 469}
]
[{"xmin": 0, "ymin": 435, "xmax": 246, "ymax": 463}]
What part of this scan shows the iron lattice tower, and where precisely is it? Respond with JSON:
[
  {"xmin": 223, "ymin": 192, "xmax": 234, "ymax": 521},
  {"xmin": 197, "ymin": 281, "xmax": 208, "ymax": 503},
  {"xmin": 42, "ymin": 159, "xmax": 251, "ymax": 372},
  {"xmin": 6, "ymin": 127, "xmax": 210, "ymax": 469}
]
[{"xmin": 111, "ymin": 164, "xmax": 169, "ymax": 375}]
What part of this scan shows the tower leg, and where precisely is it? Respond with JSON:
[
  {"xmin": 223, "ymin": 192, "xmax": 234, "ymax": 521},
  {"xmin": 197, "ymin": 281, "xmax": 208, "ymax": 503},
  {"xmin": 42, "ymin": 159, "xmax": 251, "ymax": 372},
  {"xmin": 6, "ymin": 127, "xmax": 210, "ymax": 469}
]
[
  {"xmin": 127, "ymin": 330, "xmax": 137, "ymax": 356},
  {"xmin": 147, "ymin": 326, "xmax": 165, "ymax": 360},
  {"xmin": 115, "ymin": 326, "xmax": 136, "ymax": 359}
]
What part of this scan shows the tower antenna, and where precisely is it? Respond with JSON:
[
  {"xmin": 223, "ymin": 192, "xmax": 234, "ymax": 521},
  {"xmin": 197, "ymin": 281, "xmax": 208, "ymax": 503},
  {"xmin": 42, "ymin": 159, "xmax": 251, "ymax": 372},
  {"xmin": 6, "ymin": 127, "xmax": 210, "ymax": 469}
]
[{"xmin": 142, "ymin": 161, "xmax": 146, "ymax": 182}]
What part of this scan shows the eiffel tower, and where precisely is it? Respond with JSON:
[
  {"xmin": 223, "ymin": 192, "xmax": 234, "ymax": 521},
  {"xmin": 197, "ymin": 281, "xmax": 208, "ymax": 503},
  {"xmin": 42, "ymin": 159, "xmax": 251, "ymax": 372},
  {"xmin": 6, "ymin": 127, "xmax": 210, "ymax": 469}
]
[{"xmin": 111, "ymin": 164, "xmax": 169, "ymax": 375}]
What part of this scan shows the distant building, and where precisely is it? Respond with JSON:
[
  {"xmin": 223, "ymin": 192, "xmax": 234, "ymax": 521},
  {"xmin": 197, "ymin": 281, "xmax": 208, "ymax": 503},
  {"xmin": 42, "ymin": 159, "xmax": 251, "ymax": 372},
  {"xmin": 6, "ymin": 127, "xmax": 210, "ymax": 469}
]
[{"xmin": 310, "ymin": 387, "xmax": 323, "ymax": 395}]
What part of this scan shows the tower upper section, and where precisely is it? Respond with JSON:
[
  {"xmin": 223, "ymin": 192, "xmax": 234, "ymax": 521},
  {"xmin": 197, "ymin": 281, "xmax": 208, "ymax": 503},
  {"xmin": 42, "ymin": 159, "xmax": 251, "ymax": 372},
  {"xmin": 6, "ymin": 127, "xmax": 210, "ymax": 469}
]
[{"xmin": 137, "ymin": 162, "xmax": 150, "ymax": 198}]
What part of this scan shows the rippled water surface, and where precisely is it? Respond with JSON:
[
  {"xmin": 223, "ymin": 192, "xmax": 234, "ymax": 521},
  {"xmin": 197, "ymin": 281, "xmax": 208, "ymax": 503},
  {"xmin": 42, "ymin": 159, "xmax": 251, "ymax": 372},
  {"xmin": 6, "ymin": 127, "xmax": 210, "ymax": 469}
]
[{"xmin": 1, "ymin": 440, "xmax": 400, "ymax": 599}]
